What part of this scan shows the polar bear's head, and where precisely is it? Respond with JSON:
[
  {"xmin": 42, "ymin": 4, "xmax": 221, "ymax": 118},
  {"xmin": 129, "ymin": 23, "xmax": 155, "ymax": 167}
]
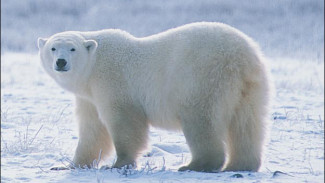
[{"xmin": 38, "ymin": 32, "xmax": 97, "ymax": 92}]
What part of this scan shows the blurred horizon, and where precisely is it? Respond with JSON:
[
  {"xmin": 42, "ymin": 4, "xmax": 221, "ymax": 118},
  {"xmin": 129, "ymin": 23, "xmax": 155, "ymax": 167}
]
[{"xmin": 1, "ymin": 0, "xmax": 324, "ymax": 61}]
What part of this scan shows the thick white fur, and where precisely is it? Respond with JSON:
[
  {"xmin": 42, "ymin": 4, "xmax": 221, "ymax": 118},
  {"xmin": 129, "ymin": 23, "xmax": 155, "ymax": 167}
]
[{"xmin": 38, "ymin": 22, "xmax": 271, "ymax": 172}]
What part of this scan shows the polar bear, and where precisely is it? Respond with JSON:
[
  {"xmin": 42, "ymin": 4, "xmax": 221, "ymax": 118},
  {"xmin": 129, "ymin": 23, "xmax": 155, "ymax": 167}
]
[{"xmin": 38, "ymin": 22, "xmax": 271, "ymax": 172}]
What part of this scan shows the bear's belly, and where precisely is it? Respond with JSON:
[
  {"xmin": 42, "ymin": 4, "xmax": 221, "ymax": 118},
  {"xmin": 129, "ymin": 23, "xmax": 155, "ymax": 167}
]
[
  {"xmin": 141, "ymin": 91, "xmax": 183, "ymax": 130},
  {"xmin": 143, "ymin": 96, "xmax": 181, "ymax": 130}
]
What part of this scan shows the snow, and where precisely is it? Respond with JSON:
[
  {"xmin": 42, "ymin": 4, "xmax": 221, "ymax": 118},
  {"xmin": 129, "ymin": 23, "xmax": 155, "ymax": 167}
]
[{"xmin": 1, "ymin": 0, "xmax": 324, "ymax": 182}]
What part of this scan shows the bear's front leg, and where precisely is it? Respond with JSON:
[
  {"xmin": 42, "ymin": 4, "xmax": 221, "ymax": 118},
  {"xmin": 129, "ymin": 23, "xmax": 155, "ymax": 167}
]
[
  {"xmin": 68, "ymin": 98, "xmax": 113, "ymax": 169},
  {"xmin": 98, "ymin": 103, "xmax": 149, "ymax": 169}
]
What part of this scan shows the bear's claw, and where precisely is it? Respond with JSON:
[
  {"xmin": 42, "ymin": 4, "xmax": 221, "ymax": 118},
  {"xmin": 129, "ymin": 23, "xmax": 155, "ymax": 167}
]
[{"xmin": 50, "ymin": 166, "xmax": 71, "ymax": 171}]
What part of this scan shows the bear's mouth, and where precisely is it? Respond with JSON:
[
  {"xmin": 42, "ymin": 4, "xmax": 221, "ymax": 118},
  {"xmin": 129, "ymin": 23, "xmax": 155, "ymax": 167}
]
[{"xmin": 55, "ymin": 67, "xmax": 69, "ymax": 72}]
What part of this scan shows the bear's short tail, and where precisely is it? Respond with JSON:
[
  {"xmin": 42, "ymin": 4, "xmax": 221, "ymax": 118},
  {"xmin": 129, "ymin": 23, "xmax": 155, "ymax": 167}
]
[{"xmin": 220, "ymin": 55, "xmax": 271, "ymax": 171}]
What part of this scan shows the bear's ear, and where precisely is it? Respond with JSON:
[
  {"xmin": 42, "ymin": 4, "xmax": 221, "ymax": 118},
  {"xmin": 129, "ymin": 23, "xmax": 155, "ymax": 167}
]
[
  {"xmin": 37, "ymin": 37, "xmax": 48, "ymax": 49},
  {"xmin": 84, "ymin": 40, "xmax": 98, "ymax": 53}
]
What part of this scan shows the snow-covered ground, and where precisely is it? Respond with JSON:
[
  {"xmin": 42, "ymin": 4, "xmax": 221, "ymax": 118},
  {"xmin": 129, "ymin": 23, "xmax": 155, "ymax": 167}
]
[{"xmin": 1, "ymin": 0, "xmax": 324, "ymax": 182}]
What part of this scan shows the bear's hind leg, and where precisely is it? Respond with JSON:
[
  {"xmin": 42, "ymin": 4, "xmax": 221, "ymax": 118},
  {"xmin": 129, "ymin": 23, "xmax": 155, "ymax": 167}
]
[
  {"xmin": 178, "ymin": 109, "xmax": 226, "ymax": 172},
  {"xmin": 224, "ymin": 103, "xmax": 265, "ymax": 172}
]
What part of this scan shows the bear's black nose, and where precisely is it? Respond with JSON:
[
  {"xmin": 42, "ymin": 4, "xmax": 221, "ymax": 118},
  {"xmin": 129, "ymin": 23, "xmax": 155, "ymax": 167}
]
[{"xmin": 56, "ymin": 59, "xmax": 67, "ymax": 68}]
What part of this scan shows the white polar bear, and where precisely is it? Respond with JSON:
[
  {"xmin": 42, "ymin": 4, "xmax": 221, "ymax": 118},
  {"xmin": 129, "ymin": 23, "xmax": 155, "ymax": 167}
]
[{"xmin": 38, "ymin": 22, "xmax": 271, "ymax": 172}]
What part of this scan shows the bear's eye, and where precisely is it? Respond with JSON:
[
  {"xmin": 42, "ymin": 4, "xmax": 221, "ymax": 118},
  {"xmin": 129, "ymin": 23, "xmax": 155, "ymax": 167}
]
[
  {"xmin": 70, "ymin": 48, "xmax": 75, "ymax": 52},
  {"xmin": 51, "ymin": 48, "xmax": 56, "ymax": 51}
]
